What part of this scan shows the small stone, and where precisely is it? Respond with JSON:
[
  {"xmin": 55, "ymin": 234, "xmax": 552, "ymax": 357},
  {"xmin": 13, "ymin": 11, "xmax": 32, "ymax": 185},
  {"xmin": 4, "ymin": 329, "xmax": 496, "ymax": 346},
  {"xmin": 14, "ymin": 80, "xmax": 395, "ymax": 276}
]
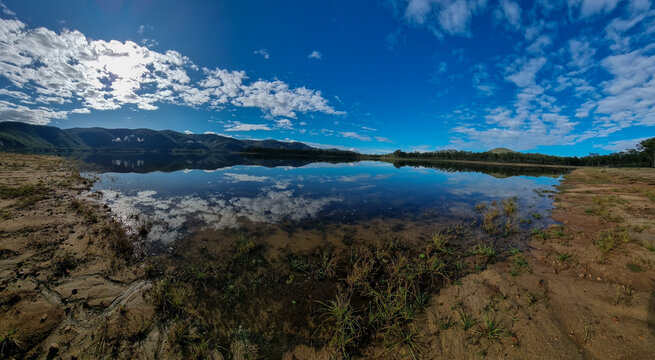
[
  {"xmin": 578, "ymin": 273, "xmax": 585, "ymax": 279},
  {"xmin": 596, "ymin": 277, "xmax": 602, "ymax": 281},
  {"xmin": 613, "ymin": 317, "xmax": 619, "ymax": 322},
  {"xmin": 48, "ymin": 343, "xmax": 59, "ymax": 355},
  {"xmin": 64, "ymin": 325, "xmax": 72, "ymax": 332},
  {"xmin": 40, "ymin": 314, "xmax": 47, "ymax": 322}
]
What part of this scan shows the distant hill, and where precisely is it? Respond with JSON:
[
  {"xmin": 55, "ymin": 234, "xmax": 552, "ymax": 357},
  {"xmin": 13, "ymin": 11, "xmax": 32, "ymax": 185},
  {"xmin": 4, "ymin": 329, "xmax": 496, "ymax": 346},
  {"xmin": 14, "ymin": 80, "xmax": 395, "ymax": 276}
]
[
  {"xmin": 0, "ymin": 122, "xmax": 315, "ymax": 153},
  {"xmin": 486, "ymin": 147, "xmax": 517, "ymax": 154}
]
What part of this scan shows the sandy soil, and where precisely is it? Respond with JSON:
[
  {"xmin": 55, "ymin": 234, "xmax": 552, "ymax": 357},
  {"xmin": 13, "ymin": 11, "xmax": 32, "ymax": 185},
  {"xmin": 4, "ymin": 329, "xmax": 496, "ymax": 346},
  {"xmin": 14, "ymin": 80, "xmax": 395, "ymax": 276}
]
[
  {"xmin": 386, "ymin": 167, "xmax": 655, "ymax": 359},
  {"xmin": 0, "ymin": 153, "xmax": 151, "ymax": 359}
]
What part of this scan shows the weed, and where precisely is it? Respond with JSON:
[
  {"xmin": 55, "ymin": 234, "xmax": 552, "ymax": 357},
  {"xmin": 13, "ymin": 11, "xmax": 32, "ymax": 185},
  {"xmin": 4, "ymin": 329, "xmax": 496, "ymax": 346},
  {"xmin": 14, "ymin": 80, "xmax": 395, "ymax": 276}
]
[
  {"xmin": 531, "ymin": 228, "xmax": 550, "ymax": 241},
  {"xmin": 523, "ymin": 289, "xmax": 546, "ymax": 306},
  {"xmin": 556, "ymin": 253, "xmax": 571, "ymax": 262},
  {"xmin": 432, "ymin": 232, "xmax": 450, "ymax": 253},
  {"xmin": 502, "ymin": 198, "xmax": 518, "ymax": 217},
  {"xmin": 509, "ymin": 253, "xmax": 529, "ymax": 277},
  {"xmin": 644, "ymin": 241, "xmax": 655, "ymax": 252},
  {"xmin": 626, "ymin": 262, "xmax": 643, "ymax": 272},
  {"xmin": 531, "ymin": 212, "xmax": 542, "ymax": 219},
  {"xmin": 459, "ymin": 311, "xmax": 477, "ymax": 330},
  {"xmin": 594, "ymin": 228, "xmax": 631, "ymax": 261},
  {"xmin": 317, "ymin": 289, "xmax": 359, "ymax": 357},
  {"xmin": 477, "ymin": 316, "xmax": 505, "ymax": 340},
  {"xmin": 474, "ymin": 244, "xmax": 496, "ymax": 261}
]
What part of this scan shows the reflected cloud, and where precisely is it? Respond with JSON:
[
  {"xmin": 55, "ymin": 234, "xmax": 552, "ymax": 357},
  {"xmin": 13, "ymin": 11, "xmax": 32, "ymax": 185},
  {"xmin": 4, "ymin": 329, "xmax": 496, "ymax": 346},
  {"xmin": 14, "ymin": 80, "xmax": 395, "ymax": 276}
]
[
  {"xmin": 94, "ymin": 187, "xmax": 342, "ymax": 244},
  {"xmin": 223, "ymin": 173, "xmax": 270, "ymax": 182}
]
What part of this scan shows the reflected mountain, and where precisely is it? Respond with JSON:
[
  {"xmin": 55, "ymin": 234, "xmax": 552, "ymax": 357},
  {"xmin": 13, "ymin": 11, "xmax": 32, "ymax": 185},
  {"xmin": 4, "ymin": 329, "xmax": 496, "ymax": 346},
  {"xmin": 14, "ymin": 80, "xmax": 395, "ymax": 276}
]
[
  {"xmin": 66, "ymin": 151, "xmax": 359, "ymax": 173},
  {"xmin": 64, "ymin": 151, "xmax": 570, "ymax": 177}
]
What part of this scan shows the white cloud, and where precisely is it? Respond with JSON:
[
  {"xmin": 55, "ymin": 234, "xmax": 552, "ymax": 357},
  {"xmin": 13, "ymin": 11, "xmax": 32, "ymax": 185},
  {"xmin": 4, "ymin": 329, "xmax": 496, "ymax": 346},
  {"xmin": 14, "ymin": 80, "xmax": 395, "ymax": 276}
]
[
  {"xmin": 340, "ymin": 131, "xmax": 372, "ymax": 141},
  {"xmin": 375, "ymin": 136, "xmax": 393, "ymax": 143},
  {"xmin": 494, "ymin": 0, "xmax": 522, "ymax": 29},
  {"xmin": 70, "ymin": 108, "xmax": 91, "ymax": 114},
  {"xmin": 402, "ymin": 0, "xmax": 488, "ymax": 36},
  {"xmin": 505, "ymin": 57, "xmax": 547, "ymax": 87},
  {"xmin": 0, "ymin": 18, "xmax": 342, "ymax": 125},
  {"xmin": 254, "ymin": 48, "xmax": 270, "ymax": 59},
  {"xmin": 598, "ymin": 137, "xmax": 650, "ymax": 151},
  {"xmin": 0, "ymin": 100, "xmax": 67, "ymax": 125},
  {"xmin": 275, "ymin": 118, "xmax": 293, "ymax": 129},
  {"xmin": 0, "ymin": 2, "xmax": 15, "ymax": 16},
  {"xmin": 568, "ymin": 38, "xmax": 596, "ymax": 71},
  {"xmin": 224, "ymin": 121, "xmax": 272, "ymax": 132},
  {"xmin": 183, "ymin": 130, "xmax": 194, "ymax": 134},
  {"xmin": 223, "ymin": 173, "xmax": 270, "ymax": 182},
  {"xmin": 568, "ymin": 0, "xmax": 621, "ymax": 18},
  {"xmin": 308, "ymin": 50, "xmax": 322, "ymax": 59}
]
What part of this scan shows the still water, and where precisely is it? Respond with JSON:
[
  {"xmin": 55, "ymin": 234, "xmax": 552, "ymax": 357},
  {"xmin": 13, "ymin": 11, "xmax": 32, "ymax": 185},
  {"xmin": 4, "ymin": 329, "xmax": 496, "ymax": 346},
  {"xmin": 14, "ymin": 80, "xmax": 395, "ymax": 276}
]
[{"xmin": 82, "ymin": 154, "xmax": 567, "ymax": 248}]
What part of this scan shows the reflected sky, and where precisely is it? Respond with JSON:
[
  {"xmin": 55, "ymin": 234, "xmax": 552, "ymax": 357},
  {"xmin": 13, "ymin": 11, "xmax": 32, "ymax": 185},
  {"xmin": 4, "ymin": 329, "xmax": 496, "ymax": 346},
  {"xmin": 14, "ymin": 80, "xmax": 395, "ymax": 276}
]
[{"xmin": 90, "ymin": 161, "xmax": 562, "ymax": 244}]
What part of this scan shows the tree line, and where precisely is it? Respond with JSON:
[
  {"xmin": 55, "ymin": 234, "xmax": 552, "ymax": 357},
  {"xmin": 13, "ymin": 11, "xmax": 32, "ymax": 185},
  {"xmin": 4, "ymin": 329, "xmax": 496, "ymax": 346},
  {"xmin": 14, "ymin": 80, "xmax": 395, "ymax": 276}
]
[{"xmin": 381, "ymin": 138, "xmax": 655, "ymax": 167}]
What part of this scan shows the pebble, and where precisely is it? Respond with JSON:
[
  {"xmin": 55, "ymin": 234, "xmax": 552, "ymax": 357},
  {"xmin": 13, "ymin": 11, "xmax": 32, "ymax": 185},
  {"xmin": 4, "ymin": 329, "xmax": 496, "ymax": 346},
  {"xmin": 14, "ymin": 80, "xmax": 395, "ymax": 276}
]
[
  {"xmin": 596, "ymin": 277, "xmax": 602, "ymax": 281},
  {"xmin": 40, "ymin": 314, "xmax": 47, "ymax": 322}
]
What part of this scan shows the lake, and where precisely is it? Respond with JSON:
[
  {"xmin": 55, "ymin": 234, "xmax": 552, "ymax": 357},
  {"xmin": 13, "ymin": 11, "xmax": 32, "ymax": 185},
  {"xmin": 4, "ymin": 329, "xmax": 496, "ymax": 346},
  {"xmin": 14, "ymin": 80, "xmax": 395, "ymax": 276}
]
[
  {"xmin": 82, "ymin": 153, "xmax": 567, "ymax": 252},
  {"xmin": 74, "ymin": 152, "xmax": 572, "ymax": 357}
]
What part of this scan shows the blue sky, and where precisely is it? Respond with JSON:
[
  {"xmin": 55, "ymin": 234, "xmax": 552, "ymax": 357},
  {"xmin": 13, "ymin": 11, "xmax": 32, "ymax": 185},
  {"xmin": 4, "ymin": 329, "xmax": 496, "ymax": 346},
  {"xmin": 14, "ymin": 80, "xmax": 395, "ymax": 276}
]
[{"xmin": 0, "ymin": 0, "xmax": 653, "ymax": 155}]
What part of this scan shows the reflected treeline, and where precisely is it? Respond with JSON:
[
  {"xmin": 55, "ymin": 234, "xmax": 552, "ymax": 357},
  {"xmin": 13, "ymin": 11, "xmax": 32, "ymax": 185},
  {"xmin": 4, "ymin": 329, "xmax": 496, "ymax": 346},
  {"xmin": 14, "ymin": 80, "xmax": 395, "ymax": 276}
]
[
  {"xmin": 388, "ymin": 159, "xmax": 571, "ymax": 177},
  {"xmin": 63, "ymin": 151, "xmax": 359, "ymax": 173},
  {"xmin": 39, "ymin": 151, "xmax": 570, "ymax": 176}
]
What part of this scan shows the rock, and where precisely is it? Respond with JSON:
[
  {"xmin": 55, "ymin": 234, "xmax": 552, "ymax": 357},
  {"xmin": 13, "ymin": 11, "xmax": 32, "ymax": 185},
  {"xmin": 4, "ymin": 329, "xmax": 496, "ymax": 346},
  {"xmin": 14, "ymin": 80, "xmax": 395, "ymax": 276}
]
[
  {"xmin": 48, "ymin": 343, "xmax": 60, "ymax": 355},
  {"xmin": 41, "ymin": 314, "xmax": 47, "ymax": 322}
]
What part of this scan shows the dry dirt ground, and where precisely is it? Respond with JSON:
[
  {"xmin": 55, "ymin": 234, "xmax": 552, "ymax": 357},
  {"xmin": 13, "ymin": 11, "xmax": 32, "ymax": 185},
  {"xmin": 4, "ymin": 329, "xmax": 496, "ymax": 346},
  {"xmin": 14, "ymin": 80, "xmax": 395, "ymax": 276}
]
[
  {"xmin": 0, "ymin": 153, "xmax": 154, "ymax": 359},
  {"xmin": 389, "ymin": 167, "xmax": 655, "ymax": 359},
  {"xmin": 1, "ymin": 154, "xmax": 654, "ymax": 359}
]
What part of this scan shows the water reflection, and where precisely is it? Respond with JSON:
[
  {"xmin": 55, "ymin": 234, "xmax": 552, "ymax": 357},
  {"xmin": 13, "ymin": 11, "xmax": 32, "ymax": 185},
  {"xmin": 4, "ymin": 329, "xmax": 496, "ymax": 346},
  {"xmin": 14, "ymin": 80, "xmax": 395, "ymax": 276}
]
[{"xmin": 85, "ymin": 155, "xmax": 566, "ymax": 246}]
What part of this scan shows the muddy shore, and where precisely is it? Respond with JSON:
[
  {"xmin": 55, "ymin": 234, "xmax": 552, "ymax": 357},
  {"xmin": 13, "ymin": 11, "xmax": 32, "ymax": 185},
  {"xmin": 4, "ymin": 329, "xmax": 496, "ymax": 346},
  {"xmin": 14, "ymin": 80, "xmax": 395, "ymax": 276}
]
[{"xmin": 0, "ymin": 153, "xmax": 653, "ymax": 359}]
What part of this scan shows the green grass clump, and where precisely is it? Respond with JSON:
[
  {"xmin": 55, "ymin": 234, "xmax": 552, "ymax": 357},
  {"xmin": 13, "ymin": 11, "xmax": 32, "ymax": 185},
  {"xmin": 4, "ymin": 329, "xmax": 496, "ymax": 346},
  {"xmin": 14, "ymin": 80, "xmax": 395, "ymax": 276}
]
[
  {"xmin": 626, "ymin": 262, "xmax": 643, "ymax": 272},
  {"xmin": 501, "ymin": 198, "xmax": 518, "ymax": 216},
  {"xmin": 459, "ymin": 311, "xmax": 477, "ymax": 330},
  {"xmin": 594, "ymin": 228, "xmax": 631, "ymax": 262},
  {"xmin": 556, "ymin": 253, "xmax": 571, "ymax": 262},
  {"xmin": 477, "ymin": 316, "xmax": 505, "ymax": 340},
  {"xmin": 318, "ymin": 289, "xmax": 360, "ymax": 357},
  {"xmin": 644, "ymin": 241, "xmax": 655, "ymax": 252},
  {"xmin": 509, "ymin": 250, "xmax": 529, "ymax": 277},
  {"xmin": 474, "ymin": 244, "xmax": 496, "ymax": 261}
]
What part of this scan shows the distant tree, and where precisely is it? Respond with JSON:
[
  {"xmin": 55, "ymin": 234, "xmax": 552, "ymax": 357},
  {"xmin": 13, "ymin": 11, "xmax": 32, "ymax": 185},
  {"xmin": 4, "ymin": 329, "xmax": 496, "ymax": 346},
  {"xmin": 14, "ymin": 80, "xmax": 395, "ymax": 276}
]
[{"xmin": 637, "ymin": 138, "xmax": 655, "ymax": 167}]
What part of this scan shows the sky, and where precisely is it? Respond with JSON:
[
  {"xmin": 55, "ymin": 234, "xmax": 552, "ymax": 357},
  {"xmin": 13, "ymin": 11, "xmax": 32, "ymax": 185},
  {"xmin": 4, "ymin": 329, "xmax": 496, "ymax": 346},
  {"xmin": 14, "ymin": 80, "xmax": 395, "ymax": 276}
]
[{"xmin": 0, "ymin": 0, "xmax": 653, "ymax": 156}]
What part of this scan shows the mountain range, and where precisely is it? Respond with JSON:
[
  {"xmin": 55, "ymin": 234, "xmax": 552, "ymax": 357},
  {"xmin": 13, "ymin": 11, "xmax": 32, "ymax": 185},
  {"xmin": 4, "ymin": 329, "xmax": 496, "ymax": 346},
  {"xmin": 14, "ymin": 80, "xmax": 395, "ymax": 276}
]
[{"xmin": 0, "ymin": 122, "xmax": 315, "ymax": 152}]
